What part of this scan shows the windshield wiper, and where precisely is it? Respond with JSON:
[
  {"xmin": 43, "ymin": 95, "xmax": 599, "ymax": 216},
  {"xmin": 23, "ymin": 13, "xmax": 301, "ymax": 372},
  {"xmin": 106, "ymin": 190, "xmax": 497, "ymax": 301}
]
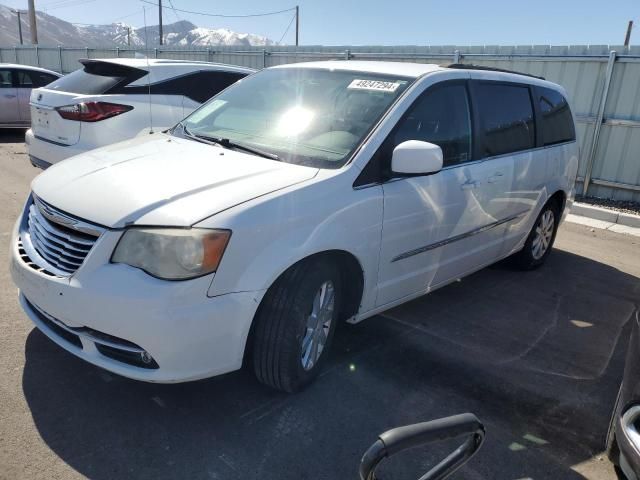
[{"xmin": 181, "ymin": 126, "xmax": 280, "ymax": 162}]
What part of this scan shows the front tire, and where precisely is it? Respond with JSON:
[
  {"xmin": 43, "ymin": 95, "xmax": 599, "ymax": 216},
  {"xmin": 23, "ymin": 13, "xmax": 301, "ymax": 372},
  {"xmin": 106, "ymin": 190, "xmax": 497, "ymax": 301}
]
[
  {"xmin": 252, "ymin": 260, "xmax": 341, "ymax": 392},
  {"xmin": 513, "ymin": 201, "xmax": 560, "ymax": 270}
]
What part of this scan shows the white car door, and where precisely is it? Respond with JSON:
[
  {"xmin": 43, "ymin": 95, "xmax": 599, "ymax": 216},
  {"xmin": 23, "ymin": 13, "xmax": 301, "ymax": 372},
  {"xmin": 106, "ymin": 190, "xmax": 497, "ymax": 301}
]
[{"xmin": 375, "ymin": 80, "xmax": 504, "ymax": 307}]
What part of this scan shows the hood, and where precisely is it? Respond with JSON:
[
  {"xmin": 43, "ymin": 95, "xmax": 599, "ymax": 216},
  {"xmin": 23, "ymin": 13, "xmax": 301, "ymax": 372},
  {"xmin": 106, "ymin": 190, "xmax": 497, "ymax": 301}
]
[{"xmin": 31, "ymin": 134, "xmax": 319, "ymax": 228}]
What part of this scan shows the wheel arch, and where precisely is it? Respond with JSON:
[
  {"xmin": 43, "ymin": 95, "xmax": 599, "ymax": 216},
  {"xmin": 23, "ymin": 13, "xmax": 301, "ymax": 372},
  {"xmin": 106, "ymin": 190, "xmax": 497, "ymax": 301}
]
[
  {"xmin": 242, "ymin": 249, "xmax": 366, "ymax": 365},
  {"xmin": 548, "ymin": 189, "xmax": 567, "ymax": 213}
]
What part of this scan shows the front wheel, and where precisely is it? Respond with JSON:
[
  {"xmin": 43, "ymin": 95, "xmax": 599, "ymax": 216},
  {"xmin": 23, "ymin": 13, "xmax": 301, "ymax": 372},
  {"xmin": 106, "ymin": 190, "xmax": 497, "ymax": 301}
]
[
  {"xmin": 251, "ymin": 260, "xmax": 341, "ymax": 392},
  {"xmin": 513, "ymin": 202, "xmax": 560, "ymax": 270}
]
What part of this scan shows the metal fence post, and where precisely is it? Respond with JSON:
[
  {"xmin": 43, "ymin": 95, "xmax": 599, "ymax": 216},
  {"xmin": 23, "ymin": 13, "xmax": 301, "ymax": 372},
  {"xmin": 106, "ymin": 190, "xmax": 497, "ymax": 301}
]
[
  {"xmin": 207, "ymin": 48, "xmax": 212, "ymax": 62},
  {"xmin": 116, "ymin": 47, "xmax": 120, "ymax": 58},
  {"xmin": 453, "ymin": 49, "xmax": 461, "ymax": 64},
  {"xmin": 154, "ymin": 48, "xmax": 158, "ymax": 58},
  {"xmin": 582, "ymin": 50, "xmax": 617, "ymax": 196},
  {"xmin": 35, "ymin": 45, "xmax": 39, "ymax": 66},
  {"xmin": 14, "ymin": 46, "xmax": 18, "ymax": 63},
  {"xmin": 85, "ymin": 47, "xmax": 89, "ymax": 59},
  {"xmin": 58, "ymin": 45, "xmax": 63, "ymax": 73},
  {"xmin": 262, "ymin": 49, "xmax": 267, "ymax": 69},
  {"xmin": 345, "ymin": 49, "xmax": 351, "ymax": 60}
]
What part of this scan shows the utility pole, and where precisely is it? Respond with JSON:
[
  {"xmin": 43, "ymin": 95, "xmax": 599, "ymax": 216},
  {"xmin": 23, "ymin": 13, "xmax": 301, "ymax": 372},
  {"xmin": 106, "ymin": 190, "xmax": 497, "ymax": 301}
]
[
  {"xmin": 624, "ymin": 20, "xmax": 634, "ymax": 48},
  {"xmin": 28, "ymin": 0, "xmax": 38, "ymax": 45},
  {"xmin": 12, "ymin": 10, "xmax": 23, "ymax": 45},
  {"xmin": 295, "ymin": 5, "xmax": 299, "ymax": 46},
  {"xmin": 158, "ymin": 0, "xmax": 163, "ymax": 46}
]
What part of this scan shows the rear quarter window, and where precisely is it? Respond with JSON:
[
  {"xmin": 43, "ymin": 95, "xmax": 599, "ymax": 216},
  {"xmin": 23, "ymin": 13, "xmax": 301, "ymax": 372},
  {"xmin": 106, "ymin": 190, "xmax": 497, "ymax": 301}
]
[
  {"xmin": 474, "ymin": 82, "xmax": 535, "ymax": 157},
  {"xmin": 537, "ymin": 86, "xmax": 575, "ymax": 145}
]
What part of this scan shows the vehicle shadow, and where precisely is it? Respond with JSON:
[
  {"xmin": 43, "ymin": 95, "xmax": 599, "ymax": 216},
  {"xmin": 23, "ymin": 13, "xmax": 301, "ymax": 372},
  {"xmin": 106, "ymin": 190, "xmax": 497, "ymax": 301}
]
[
  {"xmin": 0, "ymin": 129, "xmax": 27, "ymax": 144},
  {"xmin": 22, "ymin": 249, "xmax": 639, "ymax": 479}
]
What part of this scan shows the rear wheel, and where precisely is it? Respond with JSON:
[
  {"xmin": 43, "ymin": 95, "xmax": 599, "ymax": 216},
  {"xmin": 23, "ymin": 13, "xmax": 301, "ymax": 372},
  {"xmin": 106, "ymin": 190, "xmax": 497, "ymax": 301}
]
[
  {"xmin": 252, "ymin": 259, "xmax": 341, "ymax": 392},
  {"xmin": 513, "ymin": 201, "xmax": 560, "ymax": 270}
]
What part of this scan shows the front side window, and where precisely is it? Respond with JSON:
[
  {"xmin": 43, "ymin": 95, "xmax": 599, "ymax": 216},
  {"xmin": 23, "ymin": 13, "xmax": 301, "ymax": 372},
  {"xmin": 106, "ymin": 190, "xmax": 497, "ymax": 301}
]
[
  {"xmin": 179, "ymin": 68, "xmax": 413, "ymax": 169},
  {"xmin": 391, "ymin": 83, "xmax": 472, "ymax": 167},
  {"xmin": 475, "ymin": 83, "xmax": 535, "ymax": 157},
  {"xmin": 538, "ymin": 86, "xmax": 575, "ymax": 146},
  {"xmin": 0, "ymin": 69, "xmax": 12, "ymax": 88}
]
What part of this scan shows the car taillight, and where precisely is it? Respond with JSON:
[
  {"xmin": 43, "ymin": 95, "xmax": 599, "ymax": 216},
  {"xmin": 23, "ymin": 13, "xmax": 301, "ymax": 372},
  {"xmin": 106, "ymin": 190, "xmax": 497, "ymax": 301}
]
[{"xmin": 56, "ymin": 102, "xmax": 133, "ymax": 122}]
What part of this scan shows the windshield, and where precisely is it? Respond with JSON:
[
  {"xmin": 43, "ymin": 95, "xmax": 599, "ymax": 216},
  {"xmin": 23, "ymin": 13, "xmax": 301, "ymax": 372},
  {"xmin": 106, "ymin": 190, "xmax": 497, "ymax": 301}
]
[{"xmin": 177, "ymin": 68, "xmax": 413, "ymax": 168}]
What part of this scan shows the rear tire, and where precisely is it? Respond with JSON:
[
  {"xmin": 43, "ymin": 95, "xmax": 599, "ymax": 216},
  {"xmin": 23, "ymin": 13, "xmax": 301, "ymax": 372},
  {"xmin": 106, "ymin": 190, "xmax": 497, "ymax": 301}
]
[
  {"xmin": 252, "ymin": 259, "xmax": 342, "ymax": 392},
  {"xmin": 513, "ymin": 201, "xmax": 560, "ymax": 270}
]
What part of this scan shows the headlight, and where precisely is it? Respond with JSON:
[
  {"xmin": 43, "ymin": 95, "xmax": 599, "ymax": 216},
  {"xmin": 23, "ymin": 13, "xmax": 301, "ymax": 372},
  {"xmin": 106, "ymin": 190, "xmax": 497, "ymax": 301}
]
[{"xmin": 111, "ymin": 228, "xmax": 231, "ymax": 280}]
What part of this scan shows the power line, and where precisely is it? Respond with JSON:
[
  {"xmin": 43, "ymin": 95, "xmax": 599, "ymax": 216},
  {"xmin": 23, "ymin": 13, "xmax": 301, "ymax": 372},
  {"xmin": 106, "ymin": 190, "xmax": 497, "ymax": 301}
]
[
  {"xmin": 139, "ymin": 0, "xmax": 296, "ymax": 19},
  {"xmin": 278, "ymin": 13, "xmax": 296, "ymax": 44}
]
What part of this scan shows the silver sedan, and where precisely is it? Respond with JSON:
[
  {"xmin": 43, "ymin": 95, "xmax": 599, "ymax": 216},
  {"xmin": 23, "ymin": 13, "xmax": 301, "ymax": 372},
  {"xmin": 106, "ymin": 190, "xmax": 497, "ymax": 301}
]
[{"xmin": 0, "ymin": 64, "xmax": 61, "ymax": 128}]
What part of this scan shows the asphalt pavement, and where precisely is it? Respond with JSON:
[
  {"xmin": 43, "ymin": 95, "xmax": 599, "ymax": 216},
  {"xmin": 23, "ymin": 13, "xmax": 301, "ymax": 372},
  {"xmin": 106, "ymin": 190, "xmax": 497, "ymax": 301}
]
[{"xmin": 1, "ymin": 129, "xmax": 638, "ymax": 480}]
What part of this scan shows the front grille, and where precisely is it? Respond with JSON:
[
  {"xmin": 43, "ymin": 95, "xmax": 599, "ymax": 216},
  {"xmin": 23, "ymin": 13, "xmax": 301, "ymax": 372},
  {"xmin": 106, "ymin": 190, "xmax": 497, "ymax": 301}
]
[{"xmin": 26, "ymin": 198, "xmax": 99, "ymax": 275}]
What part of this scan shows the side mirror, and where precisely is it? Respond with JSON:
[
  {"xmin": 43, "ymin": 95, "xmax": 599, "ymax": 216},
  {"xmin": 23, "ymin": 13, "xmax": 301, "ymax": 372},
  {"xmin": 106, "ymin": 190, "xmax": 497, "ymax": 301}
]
[{"xmin": 391, "ymin": 140, "xmax": 443, "ymax": 176}]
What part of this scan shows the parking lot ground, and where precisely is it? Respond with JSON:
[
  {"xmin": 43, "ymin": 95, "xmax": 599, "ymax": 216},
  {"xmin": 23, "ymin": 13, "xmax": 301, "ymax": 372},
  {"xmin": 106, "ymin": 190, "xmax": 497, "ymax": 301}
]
[{"xmin": 1, "ymin": 130, "xmax": 639, "ymax": 480}]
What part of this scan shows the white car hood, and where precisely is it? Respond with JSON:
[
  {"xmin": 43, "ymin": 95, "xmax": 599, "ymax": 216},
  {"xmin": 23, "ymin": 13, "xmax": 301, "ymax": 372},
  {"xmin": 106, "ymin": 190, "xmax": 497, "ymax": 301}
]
[{"xmin": 31, "ymin": 134, "xmax": 319, "ymax": 228}]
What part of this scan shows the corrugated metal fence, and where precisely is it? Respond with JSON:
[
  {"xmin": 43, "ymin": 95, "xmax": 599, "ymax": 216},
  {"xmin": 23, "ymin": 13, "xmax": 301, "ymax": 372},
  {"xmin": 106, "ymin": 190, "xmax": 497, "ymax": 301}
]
[{"xmin": 2, "ymin": 44, "xmax": 640, "ymax": 201}]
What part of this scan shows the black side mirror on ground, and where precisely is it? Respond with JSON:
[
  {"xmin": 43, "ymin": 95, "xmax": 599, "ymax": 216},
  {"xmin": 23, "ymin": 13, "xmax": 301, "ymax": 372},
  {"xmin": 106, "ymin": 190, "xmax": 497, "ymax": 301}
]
[{"xmin": 359, "ymin": 413, "xmax": 485, "ymax": 480}]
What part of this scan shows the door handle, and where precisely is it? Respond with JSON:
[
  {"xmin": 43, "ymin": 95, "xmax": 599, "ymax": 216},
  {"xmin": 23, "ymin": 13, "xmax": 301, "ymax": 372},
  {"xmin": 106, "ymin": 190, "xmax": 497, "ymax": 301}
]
[
  {"xmin": 3, "ymin": 94, "xmax": 17, "ymax": 98},
  {"xmin": 487, "ymin": 172, "xmax": 504, "ymax": 183},
  {"xmin": 461, "ymin": 179, "xmax": 480, "ymax": 190}
]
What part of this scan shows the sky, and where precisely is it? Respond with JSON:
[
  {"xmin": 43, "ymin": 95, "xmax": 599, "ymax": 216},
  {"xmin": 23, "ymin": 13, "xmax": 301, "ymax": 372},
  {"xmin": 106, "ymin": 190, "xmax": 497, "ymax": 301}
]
[{"xmin": 2, "ymin": 0, "xmax": 640, "ymax": 46}]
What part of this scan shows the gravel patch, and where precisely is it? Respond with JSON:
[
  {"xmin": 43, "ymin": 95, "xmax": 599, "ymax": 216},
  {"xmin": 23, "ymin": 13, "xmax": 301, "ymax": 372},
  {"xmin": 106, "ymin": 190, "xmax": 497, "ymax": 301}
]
[{"xmin": 575, "ymin": 195, "xmax": 640, "ymax": 216}]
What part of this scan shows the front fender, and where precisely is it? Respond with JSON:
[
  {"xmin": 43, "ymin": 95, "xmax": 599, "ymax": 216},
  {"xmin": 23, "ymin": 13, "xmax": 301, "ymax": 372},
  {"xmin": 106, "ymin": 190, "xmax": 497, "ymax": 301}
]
[{"xmin": 198, "ymin": 173, "xmax": 383, "ymax": 314}]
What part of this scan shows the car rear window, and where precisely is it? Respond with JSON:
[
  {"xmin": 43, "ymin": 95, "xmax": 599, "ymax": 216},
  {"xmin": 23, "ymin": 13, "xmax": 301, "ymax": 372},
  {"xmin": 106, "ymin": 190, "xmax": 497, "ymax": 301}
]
[
  {"xmin": 45, "ymin": 61, "xmax": 147, "ymax": 95},
  {"xmin": 537, "ymin": 86, "xmax": 575, "ymax": 146}
]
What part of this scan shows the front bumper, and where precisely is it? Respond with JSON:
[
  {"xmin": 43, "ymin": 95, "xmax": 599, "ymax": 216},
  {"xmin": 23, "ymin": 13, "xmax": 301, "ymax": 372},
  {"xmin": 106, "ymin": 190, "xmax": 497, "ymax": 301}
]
[{"xmin": 10, "ymin": 209, "xmax": 264, "ymax": 383}]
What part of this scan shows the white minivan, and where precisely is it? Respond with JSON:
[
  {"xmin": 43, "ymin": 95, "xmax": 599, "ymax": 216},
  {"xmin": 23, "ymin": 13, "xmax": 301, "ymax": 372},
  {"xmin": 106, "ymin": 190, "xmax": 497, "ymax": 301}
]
[{"xmin": 10, "ymin": 61, "xmax": 578, "ymax": 392}]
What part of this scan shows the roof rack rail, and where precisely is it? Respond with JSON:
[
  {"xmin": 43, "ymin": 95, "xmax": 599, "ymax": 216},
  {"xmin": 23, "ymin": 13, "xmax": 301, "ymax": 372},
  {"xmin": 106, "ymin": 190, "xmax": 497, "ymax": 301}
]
[{"xmin": 447, "ymin": 63, "xmax": 545, "ymax": 80}]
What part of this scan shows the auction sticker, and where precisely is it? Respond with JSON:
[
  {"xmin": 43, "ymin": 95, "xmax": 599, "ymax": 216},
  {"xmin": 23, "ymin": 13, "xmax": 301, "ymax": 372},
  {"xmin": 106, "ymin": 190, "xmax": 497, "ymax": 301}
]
[{"xmin": 348, "ymin": 79, "xmax": 401, "ymax": 92}]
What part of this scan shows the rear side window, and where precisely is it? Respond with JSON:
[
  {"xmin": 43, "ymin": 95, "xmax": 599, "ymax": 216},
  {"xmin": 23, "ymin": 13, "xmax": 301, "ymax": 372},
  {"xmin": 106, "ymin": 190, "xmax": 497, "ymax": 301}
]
[
  {"xmin": 123, "ymin": 70, "xmax": 247, "ymax": 103},
  {"xmin": 391, "ymin": 83, "xmax": 472, "ymax": 166},
  {"xmin": 182, "ymin": 71, "xmax": 247, "ymax": 103},
  {"xmin": 46, "ymin": 61, "xmax": 146, "ymax": 94},
  {"xmin": 537, "ymin": 86, "xmax": 575, "ymax": 145},
  {"xmin": 475, "ymin": 83, "xmax": 535, "ymax": 157},
  {"xmin": 15, "ymin": 70, "xmax": 56, "ymax": 88}
]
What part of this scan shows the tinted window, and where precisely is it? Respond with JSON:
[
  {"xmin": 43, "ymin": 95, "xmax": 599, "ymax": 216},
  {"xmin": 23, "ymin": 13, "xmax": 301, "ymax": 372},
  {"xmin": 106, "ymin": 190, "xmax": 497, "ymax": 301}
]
[
  {"xmin": 476, "ymin": 83, "xmax": 535, "ymax": 156},
  {"xmin": 123, "ymin": 71, "xmax": 247, "ymax": 103},
  {"xmin": 392, "ymin": 83, "xmax": 472, "ymax": 166},
  {"xmin": 0, "ymin": 69, "xmax": 12, "ymax": 88},
  {"xmin": 538, "ymin": 86, "xmax": 575, "ymax": 145},
  {"xmin": 14, "ymin": 70, "xmax": 55, "ymax": 88},
  {"xmin": 183, "ymin": 71, "xmax": 247, "ymax": 103},
  {"xmin": 47, "ymin": 61, "xmax": 146, "ymax": 94}
]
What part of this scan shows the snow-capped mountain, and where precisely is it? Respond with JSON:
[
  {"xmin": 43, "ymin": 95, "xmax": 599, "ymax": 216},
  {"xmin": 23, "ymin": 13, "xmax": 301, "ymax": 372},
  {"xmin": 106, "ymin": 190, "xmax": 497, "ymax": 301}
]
[{"xmin": 0, "ymin": 4, "xmax": 275, "ymax": 47}]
